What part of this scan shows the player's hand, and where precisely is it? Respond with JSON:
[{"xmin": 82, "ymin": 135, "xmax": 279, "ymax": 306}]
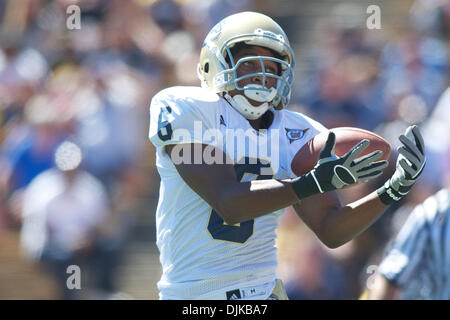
[
  {"xmin": 313, "ymin": 132, "xmax": 388, "ymax": 192},
  {"xmin": 377, "ymin": 125, "xmax": 426, "ymax": 205},
  {"xmin": 291, "ymin": 131, "xmax": 388, "ymax": 200}
]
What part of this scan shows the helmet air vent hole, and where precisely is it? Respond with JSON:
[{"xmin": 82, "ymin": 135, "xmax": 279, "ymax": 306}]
[{"xmin": 204, "ymin": 63, "xmax": 209, "ymax": 73}]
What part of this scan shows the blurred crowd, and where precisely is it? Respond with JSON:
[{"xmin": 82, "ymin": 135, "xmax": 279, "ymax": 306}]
[{"xmin": 0, "ymin": 0, "xmax": 449, "ymax": 299}]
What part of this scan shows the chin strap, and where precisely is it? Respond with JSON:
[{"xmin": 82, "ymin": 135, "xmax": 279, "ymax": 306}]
[
  {"xmin": 223, "ymin": 87, "xmax": 277, "ymax": 120},
  {"xmin": 223, "ymin": 93, "xmax": 269, "ymax": 120},
  {"xmin": 244, "ymin": 85, "xmax": 277, "ymax": 102}
]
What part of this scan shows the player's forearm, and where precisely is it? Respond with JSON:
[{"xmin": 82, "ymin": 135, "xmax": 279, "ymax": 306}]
[
  {"xmin": 319, "ymin": 190, "xmax": 388, "ymax": 248},
  {"xmin": 216, "ymin": 179, "xmax": 299, "ymax": 224}
]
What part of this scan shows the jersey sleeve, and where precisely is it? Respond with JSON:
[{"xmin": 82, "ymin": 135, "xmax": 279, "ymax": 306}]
[
  {"xmin": 148, "ymin": 87, "xmax": 216, "ymax": 148},
  {"xmin": 378, "ymin": 204, "xmax": 429, "ymax": 287}
]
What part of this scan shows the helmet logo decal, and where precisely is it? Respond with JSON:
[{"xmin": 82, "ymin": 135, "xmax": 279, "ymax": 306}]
[{"xmin": 202, "ymin": 21, "xmax": 223, "ymax": 47}]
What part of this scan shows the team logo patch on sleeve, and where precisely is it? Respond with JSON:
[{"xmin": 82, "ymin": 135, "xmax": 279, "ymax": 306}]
[{"xmin": 285, "ymin": 128, "xmax": 309, "ymax": 144}]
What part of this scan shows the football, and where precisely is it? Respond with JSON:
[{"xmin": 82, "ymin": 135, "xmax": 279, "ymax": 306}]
[{"xmin": 291, "ymin": 127, "xmax": 391, "ymax": 176}]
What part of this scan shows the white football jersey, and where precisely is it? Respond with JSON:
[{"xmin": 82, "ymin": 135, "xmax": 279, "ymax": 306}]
[{"xmin": 148, "ymin": 86, "xmax": 326, "ymax": 299}]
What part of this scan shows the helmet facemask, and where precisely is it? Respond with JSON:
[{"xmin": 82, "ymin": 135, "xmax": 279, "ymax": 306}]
[
  {"xmin": 197, "ymin": 12, "xmax": 296, "ymax": 120},
  {"xmin": 214, "ymin": 36, "xmax": 295, "ymax": 119}
]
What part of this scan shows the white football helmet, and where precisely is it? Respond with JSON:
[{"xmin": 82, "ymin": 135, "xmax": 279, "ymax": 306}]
[{"xmin": 197, "ymin": 11, "xmax": 296, "ymax": 120}]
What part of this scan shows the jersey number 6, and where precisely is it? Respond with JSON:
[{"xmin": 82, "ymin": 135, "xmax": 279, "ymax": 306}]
[
  {"xmin": 207, "ymin": 158, "xmax": 273, "ymax": 244},
  {"xmin": 157, "ymin": 104, "xmax": 173, "ymax": 141}
]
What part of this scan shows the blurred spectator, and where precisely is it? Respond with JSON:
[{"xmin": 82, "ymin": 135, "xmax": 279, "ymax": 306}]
[
  {"xmin": 422, "ymin": 86, "xmax": 450, "ymax": 187},
  {"xmin": 0, "ymin": 100, "xmax": 67, "ymax": 227},
  {"xmin": 20, "ymin": 141, "xmax": 113, "ymax": 299},
  {"xmin": 410, "ymin": 0, "xmax": 450, "ymax": 39}
]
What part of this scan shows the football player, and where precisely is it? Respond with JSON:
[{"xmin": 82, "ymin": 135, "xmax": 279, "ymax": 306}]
[{"xmin": 148, "ymin": 12, "xmax": 426, "ymax": 300}]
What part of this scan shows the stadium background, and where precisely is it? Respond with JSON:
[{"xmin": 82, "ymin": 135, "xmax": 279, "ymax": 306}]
[{"xmin": 0, "ymin": 0, "xmax": 449, "ymax": 299}]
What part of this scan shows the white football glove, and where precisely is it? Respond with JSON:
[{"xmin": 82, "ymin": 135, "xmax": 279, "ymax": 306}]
[
  {"xmin": 377, "ymin": 125, "xmax": 426, "ymax": 204},
  {"xmin": 291, "ymin": 131, "xmax": 388, "ymax": 200}
]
